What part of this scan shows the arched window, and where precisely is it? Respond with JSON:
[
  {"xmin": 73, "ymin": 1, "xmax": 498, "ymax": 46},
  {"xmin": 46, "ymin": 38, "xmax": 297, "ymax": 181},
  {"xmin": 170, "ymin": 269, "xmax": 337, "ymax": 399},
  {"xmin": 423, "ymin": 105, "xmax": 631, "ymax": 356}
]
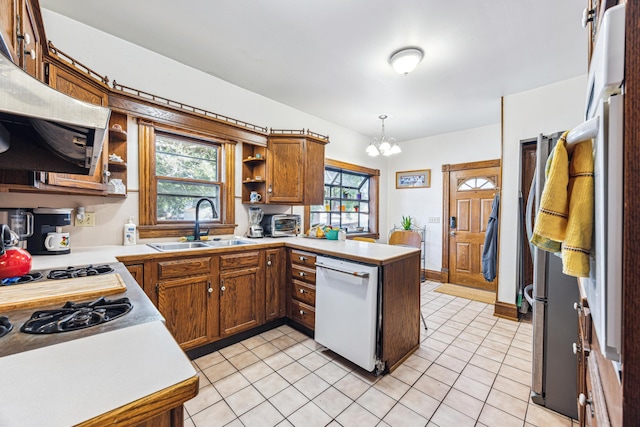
[{"xmin": 457, "ymin": 177, "xmax": 496, "ymax": 191}]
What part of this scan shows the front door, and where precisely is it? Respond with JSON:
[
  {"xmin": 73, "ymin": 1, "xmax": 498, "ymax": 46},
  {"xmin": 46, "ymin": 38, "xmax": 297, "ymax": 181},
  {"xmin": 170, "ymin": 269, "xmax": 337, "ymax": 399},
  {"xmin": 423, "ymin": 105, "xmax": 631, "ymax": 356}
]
[{"xmin": 445, "ymin": 161, "xmax": 500, "ymax": 291}]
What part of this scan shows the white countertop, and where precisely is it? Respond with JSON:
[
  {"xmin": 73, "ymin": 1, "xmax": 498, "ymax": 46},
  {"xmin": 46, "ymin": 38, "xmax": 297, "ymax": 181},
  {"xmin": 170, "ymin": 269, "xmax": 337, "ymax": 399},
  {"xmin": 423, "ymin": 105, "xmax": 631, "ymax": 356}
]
[
  {"xmin": 0, "ymin": 321, "xmax": 196, "ymax": 427},
  {"xmin": 31, "ymin": 236, "xmax": 420, "ymax": 270}
]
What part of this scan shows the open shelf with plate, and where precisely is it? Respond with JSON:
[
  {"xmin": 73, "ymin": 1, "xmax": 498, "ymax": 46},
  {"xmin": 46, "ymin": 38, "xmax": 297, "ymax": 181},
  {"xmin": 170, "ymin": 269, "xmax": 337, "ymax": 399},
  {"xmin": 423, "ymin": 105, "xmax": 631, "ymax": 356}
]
[
  {"xmin": 107, "ymin": 111, "xmax": 128, "ymax": 196},
  {"xmin": 242, "ymin": 144, "xmax": 266, "ymax": 204}
]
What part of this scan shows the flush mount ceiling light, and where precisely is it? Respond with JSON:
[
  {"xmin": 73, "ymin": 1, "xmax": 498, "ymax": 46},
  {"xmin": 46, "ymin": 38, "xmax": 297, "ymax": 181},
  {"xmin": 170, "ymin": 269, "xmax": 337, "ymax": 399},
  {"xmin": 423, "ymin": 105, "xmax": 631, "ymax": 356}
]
[
  {"xmin": 389, "ymin": 47, "xmax": 424, "ymax": 75},
  {"xmin": 366, "ymin": 115, "xmax": 401, "ymax": 157}
]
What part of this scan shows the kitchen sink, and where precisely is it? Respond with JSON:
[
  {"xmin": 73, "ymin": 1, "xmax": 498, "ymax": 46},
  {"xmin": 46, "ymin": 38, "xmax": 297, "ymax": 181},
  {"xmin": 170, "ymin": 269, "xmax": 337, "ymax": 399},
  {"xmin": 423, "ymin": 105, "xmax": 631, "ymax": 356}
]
[
  {"xmin": 148, "ymin": 239, "xmax": 255, "ymax": 252},
  {"xmin": 205, "ymin": 239, "xmax": 256, "ymax": 247},
  {"xmin": 147, "ymin": 241, "xmax": 211, "ymax": 251}
]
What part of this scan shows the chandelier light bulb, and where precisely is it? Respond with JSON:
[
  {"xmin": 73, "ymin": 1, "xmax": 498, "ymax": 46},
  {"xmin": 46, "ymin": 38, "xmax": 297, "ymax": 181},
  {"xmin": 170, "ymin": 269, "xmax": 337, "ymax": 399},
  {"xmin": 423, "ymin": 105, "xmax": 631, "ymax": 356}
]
[{"xmin": 367, "ymin": 115, "xmax": 401, "ymax": 157}]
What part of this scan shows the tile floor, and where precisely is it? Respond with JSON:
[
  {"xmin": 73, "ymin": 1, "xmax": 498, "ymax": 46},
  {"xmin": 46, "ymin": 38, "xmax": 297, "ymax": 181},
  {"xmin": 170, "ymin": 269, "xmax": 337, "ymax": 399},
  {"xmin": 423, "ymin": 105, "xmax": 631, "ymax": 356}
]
[{"xmin": 184, "ymin": 281, "xmax": 578, "ymax": 427}]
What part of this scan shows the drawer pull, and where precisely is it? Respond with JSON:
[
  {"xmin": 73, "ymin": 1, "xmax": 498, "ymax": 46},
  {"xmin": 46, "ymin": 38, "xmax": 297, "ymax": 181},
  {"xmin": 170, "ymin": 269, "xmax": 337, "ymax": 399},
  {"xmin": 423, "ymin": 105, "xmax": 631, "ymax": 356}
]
[
  {"xmin": 572, "ymin": 342, "xmax": 581, "ymax": 354},
  {"xmin": 579, "ymin": 392, "xmax": 595, "ymax": 417},
  {"xmin": 299, "ymin": 256, "xmax": 308, "ymax": 261},
  {"xmin": 574, "ymin": 302, "xmax": 582, "ymax": 311},
  {"xmin": 299, "ymin": 272, "xmax": 306, "ymax": 277},
  {"xmin": 299, "ymin": 310, "xmax": 306, "ymax": 315},
  {"xmin": 299, "ymin": 289, "xmax": 306, "ymax": 294}
]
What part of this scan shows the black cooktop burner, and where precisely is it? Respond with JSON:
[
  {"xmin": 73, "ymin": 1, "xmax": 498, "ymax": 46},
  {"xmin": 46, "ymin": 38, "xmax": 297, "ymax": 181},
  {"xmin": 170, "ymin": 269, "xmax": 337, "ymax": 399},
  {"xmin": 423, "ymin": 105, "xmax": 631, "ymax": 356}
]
[
  {"xmin": 1, "ymin": 272, "xmax": 43, "ymax": 286},
  {"xmin": 0, "ymin": 316, "xmax": 12, "ymax": 338},
  {"xmin": 47, "ymin": 265, "xmax": 115, "ymax": 280},
  {"xmin": 20, "ymin": 297, "xmax": 132, "ymax": 334}
]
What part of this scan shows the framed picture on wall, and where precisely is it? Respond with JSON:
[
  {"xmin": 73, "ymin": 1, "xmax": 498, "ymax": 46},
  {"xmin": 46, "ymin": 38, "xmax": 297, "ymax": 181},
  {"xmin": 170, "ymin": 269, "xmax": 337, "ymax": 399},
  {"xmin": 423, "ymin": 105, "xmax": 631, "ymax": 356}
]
[{"xmin": 396, "ymin": 169, "xmax": 431, "ymax": 189}]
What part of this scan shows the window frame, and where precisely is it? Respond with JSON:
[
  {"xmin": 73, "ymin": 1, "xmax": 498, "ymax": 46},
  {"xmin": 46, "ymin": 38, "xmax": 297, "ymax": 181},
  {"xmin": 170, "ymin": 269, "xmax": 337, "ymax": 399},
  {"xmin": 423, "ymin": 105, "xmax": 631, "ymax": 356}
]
[
  {"xmin": 304, "ymin": 158, "xmax": 380, "ymax": 239},
  {"xmin": 138, "ymin": 120, "xmax": 236, "ymax": 238}
]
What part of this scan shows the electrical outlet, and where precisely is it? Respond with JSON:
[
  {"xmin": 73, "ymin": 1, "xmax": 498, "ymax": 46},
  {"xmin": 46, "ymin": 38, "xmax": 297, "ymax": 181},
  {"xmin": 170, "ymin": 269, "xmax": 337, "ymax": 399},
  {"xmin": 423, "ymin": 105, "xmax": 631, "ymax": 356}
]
[{"xmin": 75, "ymin": 212, "xmax": 95, "ymax": 227}]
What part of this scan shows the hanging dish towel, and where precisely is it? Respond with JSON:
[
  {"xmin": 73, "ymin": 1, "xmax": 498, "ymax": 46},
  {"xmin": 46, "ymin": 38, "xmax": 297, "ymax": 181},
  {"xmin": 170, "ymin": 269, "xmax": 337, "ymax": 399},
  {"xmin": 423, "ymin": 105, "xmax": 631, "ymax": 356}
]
[{"xmin": 531, "ymin": 131, "xmax": 594, "ymax": 277}]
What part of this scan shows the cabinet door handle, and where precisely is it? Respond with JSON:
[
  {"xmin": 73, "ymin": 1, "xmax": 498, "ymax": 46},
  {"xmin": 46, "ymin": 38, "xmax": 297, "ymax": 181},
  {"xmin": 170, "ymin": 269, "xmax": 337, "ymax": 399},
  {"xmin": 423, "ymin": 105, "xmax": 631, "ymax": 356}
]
[
  {"xmin": 220, "ymin": 280, "xmax": 226, "ymax": 293},
  {"xmin": 299, "ymin": 310, "xmax": 305, "ymax": 315},
  {"xmin": 578, "ymin": 392, "xmax": 594, "ymax": 417},
  {"xmin": 299, "ymin": 256, "xmax": 308, "ymax": 261},
  {"xmin": 268, "ymin": 184, "xmax": 273, "ymax": 194},
  {"xmin": 298, "ymin": 272, "xmax": 306, "ymax": 277},
  {"xmin": 267, "ymin": 259, "xmax": 272, "ymax": 266},
  {"xmin": 572, "ymin": 342, "xmax": 581, "ymax": 354},
  {"xmin": 299, "ymin": 289, "xmax": 306, "ymax": 294},
  {"xmin": 207, "ymin": 281, "xmax": 213, "ymax": 294}
]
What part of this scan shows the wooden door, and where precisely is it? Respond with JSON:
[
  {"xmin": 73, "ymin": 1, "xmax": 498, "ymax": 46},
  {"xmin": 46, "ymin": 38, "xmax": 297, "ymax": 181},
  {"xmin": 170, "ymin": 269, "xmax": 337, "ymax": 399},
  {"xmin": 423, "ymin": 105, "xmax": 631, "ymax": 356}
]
[
  {"xmin": 265, "ymin": 248, "xmax": 285, "ymax": 321},
  {"xmin": 220, "ymin": 267, "xmax": 262, "ymax": 336},
  {"xmin": 267, "ymin": 138, "xmax": 304, "ymax": 204},
  {"xmin": 157, "ymin": 275, "xmax": 211, "ymax": 350},
  {"xmin": 446, "ymin": 162, "xmax": 500, "ymax": 290}
]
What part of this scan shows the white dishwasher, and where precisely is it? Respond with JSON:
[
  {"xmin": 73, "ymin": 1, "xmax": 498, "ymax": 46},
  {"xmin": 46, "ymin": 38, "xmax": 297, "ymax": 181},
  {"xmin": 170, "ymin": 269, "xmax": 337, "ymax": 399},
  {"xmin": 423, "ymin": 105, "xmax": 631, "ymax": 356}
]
[{"xmin": 315, "ymin": 256, "xmax": 381, "ymax": 373}]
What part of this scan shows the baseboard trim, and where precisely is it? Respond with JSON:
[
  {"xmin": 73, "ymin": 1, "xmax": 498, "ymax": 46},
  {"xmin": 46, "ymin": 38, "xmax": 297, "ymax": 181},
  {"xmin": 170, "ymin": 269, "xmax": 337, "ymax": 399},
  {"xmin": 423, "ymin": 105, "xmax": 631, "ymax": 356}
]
[
  {"xmin": 493, "ymin": 301, "xmax": 519, "ymax": 321},
  {"xmin": 424, "ymin": 269, "xmax": 443, "ymax": 282}
]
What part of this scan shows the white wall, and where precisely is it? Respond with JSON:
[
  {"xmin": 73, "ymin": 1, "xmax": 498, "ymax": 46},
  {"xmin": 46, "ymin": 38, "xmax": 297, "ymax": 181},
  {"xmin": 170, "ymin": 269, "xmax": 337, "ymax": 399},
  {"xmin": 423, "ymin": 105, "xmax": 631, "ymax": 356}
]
[
  {"xmin": 497, "ymin": 75, "xmax": 587, "ymax": 304},
  {"xmin": 0, "ymin": 10, "xmax": 390, "ymax": 245},
  {"xmin": 385, "ymin": 124, "xmax": 501, "ymax": 270}
]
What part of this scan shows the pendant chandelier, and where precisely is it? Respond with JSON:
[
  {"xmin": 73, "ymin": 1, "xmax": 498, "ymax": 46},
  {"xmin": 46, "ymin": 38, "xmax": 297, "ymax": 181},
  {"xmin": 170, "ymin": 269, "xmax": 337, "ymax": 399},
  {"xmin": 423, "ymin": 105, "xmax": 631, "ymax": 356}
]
[{"xmin": 366, "ymin": 115, "xmax": 401, "ymax": 157}]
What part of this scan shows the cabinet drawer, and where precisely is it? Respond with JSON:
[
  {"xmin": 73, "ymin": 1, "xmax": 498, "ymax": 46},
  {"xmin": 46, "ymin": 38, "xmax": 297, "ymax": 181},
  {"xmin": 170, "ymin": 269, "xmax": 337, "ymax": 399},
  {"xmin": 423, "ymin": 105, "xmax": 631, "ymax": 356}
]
[
  {"xmin": 220, "ymin": 251, "xmax": 260, "ymax": 270},
  {"xmin": 158, "ymin": 257, "xmax": 211, "ymax": 279},
  {"xmin": 291, "ymin": 250, "xmax": 316, "ymax": 268},
  {"xmin": 290, "ymin": 299, "xmax": 315, "ymax": 330},
  {"xmin": 291, "ymin": 264, "xmax": 316, "ymax": 284},
  {"xmin": 291, "ymin": 279, "xmax": 316, "ymax": 306}
]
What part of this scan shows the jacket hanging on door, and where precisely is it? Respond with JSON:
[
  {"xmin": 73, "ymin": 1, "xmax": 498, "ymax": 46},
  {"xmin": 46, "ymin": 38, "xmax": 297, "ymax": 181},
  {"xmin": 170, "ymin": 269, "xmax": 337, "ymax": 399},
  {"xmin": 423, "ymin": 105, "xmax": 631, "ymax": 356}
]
[{"xmin": 482, "ymin": 193, "xmax": 500, "ymax": 282}]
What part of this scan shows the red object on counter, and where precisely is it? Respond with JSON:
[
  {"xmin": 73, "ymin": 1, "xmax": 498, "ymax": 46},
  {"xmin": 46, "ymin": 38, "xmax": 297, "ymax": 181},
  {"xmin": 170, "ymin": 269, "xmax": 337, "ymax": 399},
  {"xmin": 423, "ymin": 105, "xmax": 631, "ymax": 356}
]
[{"xmin": 0, "ymin": 224, "xmax": 32, "ymax": 280}]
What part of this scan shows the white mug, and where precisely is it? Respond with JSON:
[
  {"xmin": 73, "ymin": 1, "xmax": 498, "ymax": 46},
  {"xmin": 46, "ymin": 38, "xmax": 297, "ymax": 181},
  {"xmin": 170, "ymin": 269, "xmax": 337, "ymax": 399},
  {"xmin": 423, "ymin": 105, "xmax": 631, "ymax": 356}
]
[
  {"xmin": 45, "ymin": 232, "xmax": 70, "ymax": 251},
  {"xmin": 250, "ymin": 192, "xmax": 262, "ymax": 203}
]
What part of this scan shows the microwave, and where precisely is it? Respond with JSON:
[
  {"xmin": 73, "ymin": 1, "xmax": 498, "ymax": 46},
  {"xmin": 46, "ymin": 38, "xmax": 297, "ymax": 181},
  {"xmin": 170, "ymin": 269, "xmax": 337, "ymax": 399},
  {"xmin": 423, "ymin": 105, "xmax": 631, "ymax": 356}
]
[{"xmin": 261, "ymin": 214, "xmax": 301, "ymax": 237}]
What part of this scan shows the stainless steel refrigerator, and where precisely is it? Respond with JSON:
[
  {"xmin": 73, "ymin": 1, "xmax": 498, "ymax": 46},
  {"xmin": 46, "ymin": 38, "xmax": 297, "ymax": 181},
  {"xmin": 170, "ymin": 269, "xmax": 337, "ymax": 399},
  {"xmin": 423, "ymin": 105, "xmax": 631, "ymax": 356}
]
[{"xmin": 525, "ymin": 133, "xmax": 579, "ymax": 419}]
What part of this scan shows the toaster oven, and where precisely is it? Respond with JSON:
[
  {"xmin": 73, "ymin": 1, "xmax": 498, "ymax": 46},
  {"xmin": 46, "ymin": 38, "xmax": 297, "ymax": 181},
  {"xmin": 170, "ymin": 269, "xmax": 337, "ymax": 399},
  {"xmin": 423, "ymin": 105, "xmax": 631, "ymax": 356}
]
[{"xmin": 261, "ymin": 214, "xmax": 301, "ymax": 237}]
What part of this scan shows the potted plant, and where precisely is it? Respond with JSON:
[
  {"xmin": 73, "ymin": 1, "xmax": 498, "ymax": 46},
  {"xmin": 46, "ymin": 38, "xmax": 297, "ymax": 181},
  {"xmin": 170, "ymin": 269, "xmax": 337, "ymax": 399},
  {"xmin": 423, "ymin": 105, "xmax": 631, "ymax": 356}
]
[{"xmin": 401, "ymin": 215, "xmax": 412, "ymax": 230}]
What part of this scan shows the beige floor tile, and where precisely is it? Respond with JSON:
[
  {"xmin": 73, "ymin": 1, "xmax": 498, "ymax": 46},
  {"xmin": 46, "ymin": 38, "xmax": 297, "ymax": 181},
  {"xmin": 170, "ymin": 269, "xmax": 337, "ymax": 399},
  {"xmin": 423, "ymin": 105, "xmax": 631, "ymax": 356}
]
[
  {"xmin": 219, "ymin": 342, "xmax": 248, "ymax": 359},
  {"xmin": 288, "ymin": 402, "xmax": 333, "ymax": 427},
  {"xmin": 263, "ymin": 351, "xmax": 295, "ymax": 371},
  {"xmin": 492, "ymin": 375, "xmax": 532, "ymax": 402},
  {"xmin": 477, "ymin": 344, "xmax": 508, "ymax": 361},
  {"xmin": 271, "ymin": 334, "xmax": 298, "ymax": 350},
  {"xmin": 254, "ymin": 372, "xmax": 290, "ymax": 398},
  {"xmin": 301, "ymin": 338, "xmax": 325, "ymax": 351},
  {"xmin": 214, "ymin": 372, "xmax": 250, "ymax": 398},
  {"xmin": 429, "ymin": 330, "xmax": 457, "ymax": 345},
  {"xmin": 425, "ymin": 363, "xmax": 459, "ymax": 386},
  {"xmin": 486, "ymin": 388, "xmax": 528, "ymax": 420},
  {"xmin": 444, "ymin": 388, "xmax": 485, "ymax": 420},
  {"xmin": 424, "ymin": 336, "xmax": 450, "ymax": 352},
  {"xmin": 438, "ymin": 324, "xmax": 463, "ymax": 337},
  {"xmin": 442, "ymin": 343, "xmax": 474, "ymax": 362},
  {"xmin": 202, "ymin": 360, "xmax": 237, "ymax": 383},
  {"xmin": 252, "ymin": 342, "xmax": 281, "ymax": 359},
  {"xmin": 382, "ymin": 403, "xmax": 429, "ymax": 427},
  {"xmin": 225, "ymin": 419, "xmax": 244, "ymax": 427},
  {"xmin": 194, "ymin": 351, "xmax": 224, "ymax": 370},
  {"xmin": 414, "ymin": 345, "xmax": 441, "ymax": 362},
  {"xmin": 312, "ymin": 386, "xmax": 353, "ymax": 418},
  {"xmin": 413, "ymin": 374, "xmax": 451, "ymax": 401},
  {"xmin": 496, "ymin": 319, "xmax": 520, "ymax": 331},
  {"xmin": 356, "ymin": 387, "xmax": 396, "ymax": 419},
  {"xmin": 286, "ymin": 330, "xmax": 309, "ymax": 343},
  {"xmin": 228, "ymin": 350, "xmax": 260, "ymax": 370},
  {"xmin": 196, "ymin": 370, "xmax": 211, "ymax": 389},
  {"xmin": 525, "ymin": 403, "xmax": 573, "ymax": 426},
  {"xmin": 458, "ymin": 331, "xmax": 486, "ymax": 344},
  {"xmin": 191, "ymin": 400, "xmax": 237, "ymax": 427},
  {"xmin": 452, "ymin": 374, "xmax": 491, "ymax": 401},
  {"xmin": 226, "ymin": 385, "xmax": 265, "ymax": 416},
  {"xmin": 298, "ymin": 351, "xmax": 330, "ymax": 371},
  {"xmin": 184, "ymin": 418, "xmax": 195, "ymax": 427},
  {"xmin": 389, "ymin": 363, "xmax": 422, "ymax": 385},
  {"xmin": 260, "ymin": 328, "xmax": 285, "ymax": 341},
  {"xmin": 241, "ymin": 334, "xmax": 268, "ymax": 350},
  {"xmin": 498, "ymin": 364, "xmax": 531, "ymax": 386},
  {"xmin": 435, "ymin": 353, "xmax": 468, "ymax": 373},
  {"xmin": 241, "ymin": 360, "xmax": 275, "ymax": 383},
  {"xmin": 504, "ymin": 354, "xmax": 532, "ymax": 373},
  {"xmin": 294, "ymin": 372, "xmax": 331, "ymax": 399},
  {"xmin": 461, "ymin": 363, "xmax": 497, "ymax": 386},
  {"xmin": 398, "ymin": 388, "xmax": 439, "ymax": 420},
  {"xmin": 479, "ymin": 404, "xmax": 525, "ymax": 427},
  {"xmin": 507, "ymin": 346, "xmax": 532, "ymax": 362},
  {"xmin": 402, "ymin": 353, "xmax": 432, "ymax": 373},
  {"xmin": 283, "ymin": 342, "xmax": 313, "ymax": 359},
  {"xmin": 450, "ymin": 337, "xmax": 481, "ymax": 353},
  {"xmin": 465, "ymin": 325, "xmax": 491, "ymax": 338},
  {"xmin": 269, "ymin": 386, "xmax": 309, "ymax": 417},
  {"xmin": 335, "ymin": 402, "xmax": 381, "ymax": 427},
  {"xmin": 184, "ymin": 384, "xmax": 223, "ymax": 416},
  {"xmin": 276, "ymin": 324, "xmax": 296, "ymax": 334},
  {"xmin": 430, "ymin": 403, "xmax": 476, "ymax": 427},
  {"xmin": 510, "ymin": 338, "xmax": 532, "ymax": 352},
  {"xmin": 276, "ymin": 420, "xmax": 294, "ymax": 427},
  {"xmin": 278, "ymin": 361, "xmax": 311, "ymax": 384},
  {"xmin": 486, "ymin": 332, "xmax": 514, "ymax": 345},
  {"xmin": 492, "ymin": 326, "xmax": 517, "ymax": 338},
  {"xmin": 334, "ymin": 373, "xmax": 371, "ymax": 400},
  {"xmin": 444, "ymin": 319, "xmax": 468, "ymax": 331},
  {"xmin": 239, "ymin": 401, "xmax": 284, "ymax": 427},
  {"xmin": 374, "ymin": 374, "xmax": 411, "ymax": 400},
  {"xmin": 469, "ymin": 354, "xmax": 502, "ymax": 374},
  {"xmin": 315, "ymin": 360, "xmax": 349, "ymax": 384},
  {"xmin": 482, "ymin": 338, "xmax": 511, "ymax": 353}
]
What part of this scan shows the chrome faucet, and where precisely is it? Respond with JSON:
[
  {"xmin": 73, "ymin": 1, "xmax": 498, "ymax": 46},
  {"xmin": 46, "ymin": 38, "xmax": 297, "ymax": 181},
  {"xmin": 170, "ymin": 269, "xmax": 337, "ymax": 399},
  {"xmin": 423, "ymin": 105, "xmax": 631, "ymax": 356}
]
[{"xmin": 194, "ymin": 198, "xmax": 217, "ymax": 241}]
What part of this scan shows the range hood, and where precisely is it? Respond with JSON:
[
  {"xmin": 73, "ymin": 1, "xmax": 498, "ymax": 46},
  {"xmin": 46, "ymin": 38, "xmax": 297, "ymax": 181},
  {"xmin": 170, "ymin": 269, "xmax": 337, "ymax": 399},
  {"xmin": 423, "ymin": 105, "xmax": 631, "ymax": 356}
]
[{"xmin": 0, "ymin": 52, "xmax": 110, "ymax": 176}]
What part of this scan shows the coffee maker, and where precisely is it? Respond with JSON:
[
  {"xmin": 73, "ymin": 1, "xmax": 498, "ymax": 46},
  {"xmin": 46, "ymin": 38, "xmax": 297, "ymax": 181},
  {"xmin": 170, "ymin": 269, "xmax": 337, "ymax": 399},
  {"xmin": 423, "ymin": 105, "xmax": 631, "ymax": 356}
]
[
  {"xmin": 247, "ymin": 207, "xmax": 264, "ymax": 238},
  {"xmin": 0, "ymin": 209, "xmax": 33, "ymax": 249},
  {"xmin": 25, "ymin": 208, "xmax": 72, "ymax": 255}
]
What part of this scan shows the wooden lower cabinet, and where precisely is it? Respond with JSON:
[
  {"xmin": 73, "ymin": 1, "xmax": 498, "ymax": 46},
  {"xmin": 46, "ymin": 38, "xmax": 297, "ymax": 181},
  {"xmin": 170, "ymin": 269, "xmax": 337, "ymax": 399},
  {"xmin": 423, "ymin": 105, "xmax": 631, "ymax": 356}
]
[
  {"xmin": 265, "ymin": 248, "xmax": 286, "ymax": 321},
  {"xmin": 218, "ymin": 251, "xmax": 265, "ymax": 337},
  {"xmin": 287, "ymin": 249, "xmax": 317, "ymax": 330}
]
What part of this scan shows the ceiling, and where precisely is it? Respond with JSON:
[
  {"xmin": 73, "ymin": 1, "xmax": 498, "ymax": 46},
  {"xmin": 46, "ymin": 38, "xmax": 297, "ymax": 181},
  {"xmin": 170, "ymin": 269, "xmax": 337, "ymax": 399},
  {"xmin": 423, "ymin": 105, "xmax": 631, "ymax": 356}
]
[{"xmin": 39, "ymin": 1, "xmax": 588, "ymax": 143}]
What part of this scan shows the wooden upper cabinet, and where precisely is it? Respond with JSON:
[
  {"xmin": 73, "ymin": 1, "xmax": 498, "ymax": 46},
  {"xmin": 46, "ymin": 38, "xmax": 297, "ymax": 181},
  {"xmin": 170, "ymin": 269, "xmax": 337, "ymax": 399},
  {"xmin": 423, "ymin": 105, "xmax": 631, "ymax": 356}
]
[
  {"xmin": 266, "ymin": 131, "xmax": 328, "ymax": 205},
  {"xmin": 0, "ymin": 0, "xmax": 42, "ymax": 79},
  {"xmin": 0, "ymin": 0, "xmax": 19, "ymax": 64},
  {"xmin": 41, "ymin": 59, "xmax": 110, "ymax": 193}
]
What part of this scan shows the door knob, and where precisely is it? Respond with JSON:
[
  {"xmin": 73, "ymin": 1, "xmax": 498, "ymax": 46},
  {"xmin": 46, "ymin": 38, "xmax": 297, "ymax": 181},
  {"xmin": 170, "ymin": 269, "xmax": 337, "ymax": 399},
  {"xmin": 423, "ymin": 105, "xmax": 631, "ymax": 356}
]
[{"xmin": 450, "ymin": 231, "xmax": 456, "ymax": 236}]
